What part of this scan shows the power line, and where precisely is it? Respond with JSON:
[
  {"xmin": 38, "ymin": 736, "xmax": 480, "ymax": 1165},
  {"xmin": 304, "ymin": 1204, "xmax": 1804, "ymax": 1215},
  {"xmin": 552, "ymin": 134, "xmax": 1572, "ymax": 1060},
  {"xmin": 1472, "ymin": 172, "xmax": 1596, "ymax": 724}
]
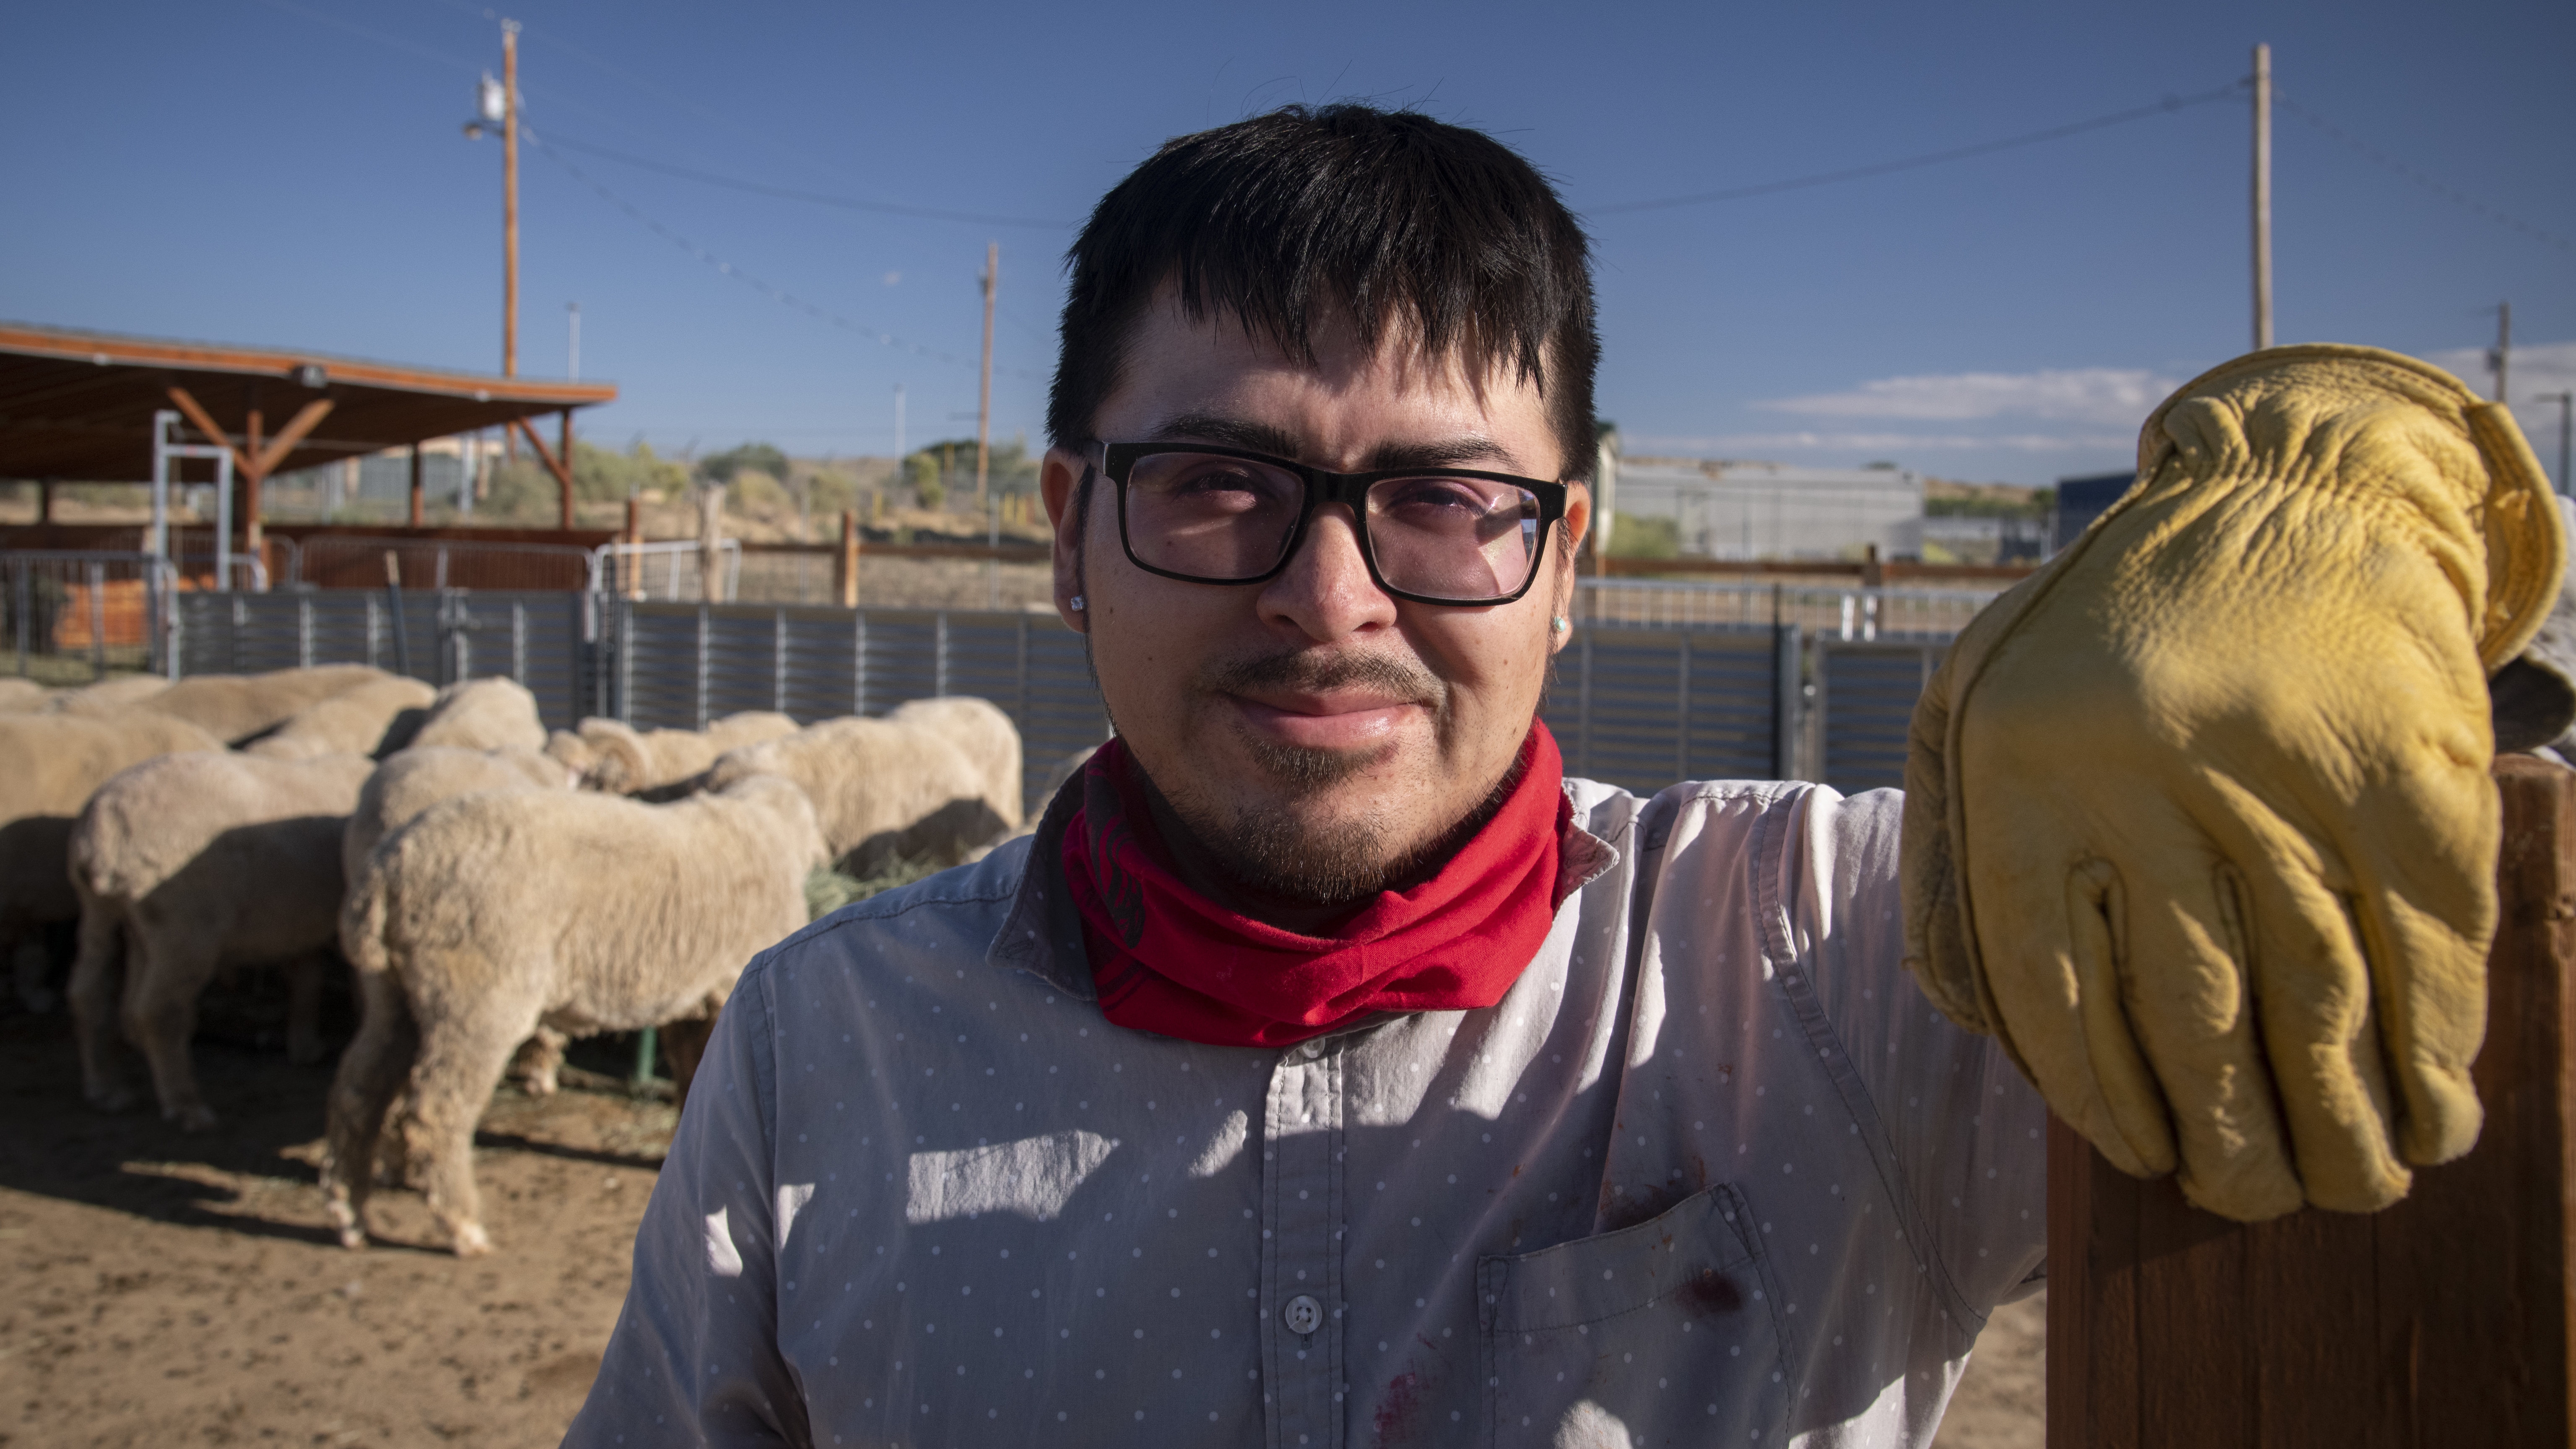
[
  {"xmin": 524, "ymin": 128, "xmax": 1048, "ymax": 380},
  {"xmin": 539, "ymin": 133, "xmax": 1072, "ymax": 230},
  {"xmin": 2275, "ymin": 93, "xmax": 2576, "ymax": 261},
  {"xmin": 1589, "ymin": 81, "xmax": 2246, "ymax": 216}
]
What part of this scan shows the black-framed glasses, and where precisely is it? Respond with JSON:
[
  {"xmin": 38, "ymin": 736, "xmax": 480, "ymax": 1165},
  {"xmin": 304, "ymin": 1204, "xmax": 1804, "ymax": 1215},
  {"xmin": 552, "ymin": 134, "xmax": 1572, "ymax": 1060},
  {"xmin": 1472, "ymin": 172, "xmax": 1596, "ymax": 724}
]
[{"xmin": 1096, "ymin": 441, "xmax": 1569, "ymax": 606}]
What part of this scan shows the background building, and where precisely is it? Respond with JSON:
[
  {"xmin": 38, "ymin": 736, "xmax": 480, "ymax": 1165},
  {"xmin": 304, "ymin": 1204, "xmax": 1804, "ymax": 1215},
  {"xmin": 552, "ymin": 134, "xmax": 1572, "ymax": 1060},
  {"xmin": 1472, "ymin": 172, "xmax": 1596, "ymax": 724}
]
[{"xmin": 1614, "ymin": 457, "xmax": 1926, "ymax": 560}]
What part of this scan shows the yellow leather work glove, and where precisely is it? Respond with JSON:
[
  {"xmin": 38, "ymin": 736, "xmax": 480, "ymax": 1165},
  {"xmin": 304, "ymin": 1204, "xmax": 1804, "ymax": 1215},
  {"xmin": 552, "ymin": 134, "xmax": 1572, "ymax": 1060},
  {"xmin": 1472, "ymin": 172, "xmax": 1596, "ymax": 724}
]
[{"xmin": 1901, "ymin": 345, "xmax": 2564, "ymax": 1220}]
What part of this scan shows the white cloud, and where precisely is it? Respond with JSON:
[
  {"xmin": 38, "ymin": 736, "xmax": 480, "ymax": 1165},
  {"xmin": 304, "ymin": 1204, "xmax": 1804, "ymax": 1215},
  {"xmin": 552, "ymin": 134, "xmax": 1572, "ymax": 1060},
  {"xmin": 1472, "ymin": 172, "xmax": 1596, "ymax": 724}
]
[
  {"xmin": 1757, "ymin": 367, "xmax": 2183, "ymax": 426},
  {"xmin": 2425, "ymin": 340, "xmax": 2576, "ymax": 406}
]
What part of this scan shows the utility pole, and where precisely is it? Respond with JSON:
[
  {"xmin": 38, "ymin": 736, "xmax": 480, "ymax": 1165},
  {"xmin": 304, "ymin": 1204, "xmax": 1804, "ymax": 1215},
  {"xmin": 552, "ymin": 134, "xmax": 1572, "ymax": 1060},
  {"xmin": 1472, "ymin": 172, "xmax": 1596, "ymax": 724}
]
[
  {"xmin": 567, "ymin": 301, "xmax": 581, "ymax": 380},
  {"xmin": 2491, "ymin": 301, "xmax": 2512, "ymax": 402},
  {"xmin": 2251, "ymin": 42, "xmax": 2273, "ymax": 352},
  {"xmin": 893, "ymin": 383, "xmax": 906, "ymax": 497},
  {"xmin": 502, "ymin": 19, "xmax": 521, "ymax": 380},
  {"xmin": 2541, "ymin": 390, "xmax": 2573, "ymax": 496},
  {"xmin": 976, "ymin": 242, "xmax": 998, "ymax": 512}
]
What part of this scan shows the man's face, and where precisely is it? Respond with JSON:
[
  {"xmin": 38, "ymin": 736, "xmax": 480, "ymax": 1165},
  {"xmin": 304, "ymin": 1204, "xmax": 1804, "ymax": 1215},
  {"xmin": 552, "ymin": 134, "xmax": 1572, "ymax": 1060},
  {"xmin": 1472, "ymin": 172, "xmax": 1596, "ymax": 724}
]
[{"xmin": 1040, "ymin": 293, "xmax": 1589, "ymax": 910}]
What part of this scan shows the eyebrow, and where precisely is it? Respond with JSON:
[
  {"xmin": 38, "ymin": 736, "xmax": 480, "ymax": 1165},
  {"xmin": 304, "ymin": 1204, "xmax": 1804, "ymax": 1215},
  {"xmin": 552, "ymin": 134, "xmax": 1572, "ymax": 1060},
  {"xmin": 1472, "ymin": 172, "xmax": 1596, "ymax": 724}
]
[{"xmin": 1143, "ymin": 412, "xmax": 1531, "ymax": 475}]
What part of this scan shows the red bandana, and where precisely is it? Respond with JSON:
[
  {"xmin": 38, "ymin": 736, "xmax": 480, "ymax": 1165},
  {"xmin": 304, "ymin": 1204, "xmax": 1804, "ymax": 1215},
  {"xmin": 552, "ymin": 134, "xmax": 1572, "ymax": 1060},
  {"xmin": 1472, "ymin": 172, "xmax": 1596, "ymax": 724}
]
[{"xmin": 1060, "ymin": 723, "xmax": 1571, "ymax": 1048}]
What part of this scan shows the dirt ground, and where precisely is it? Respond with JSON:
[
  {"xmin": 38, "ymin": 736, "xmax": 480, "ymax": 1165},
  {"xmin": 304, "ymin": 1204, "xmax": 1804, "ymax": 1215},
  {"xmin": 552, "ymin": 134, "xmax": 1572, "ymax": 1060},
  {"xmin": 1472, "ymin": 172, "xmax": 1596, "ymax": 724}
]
[
  {"xmin": 0, "ymin": 993, "xmax": 2046, "ymax": 1448},
  {"xmin": 0, "ymin": 1004, "xmax": 673, "ymax": 1447}
]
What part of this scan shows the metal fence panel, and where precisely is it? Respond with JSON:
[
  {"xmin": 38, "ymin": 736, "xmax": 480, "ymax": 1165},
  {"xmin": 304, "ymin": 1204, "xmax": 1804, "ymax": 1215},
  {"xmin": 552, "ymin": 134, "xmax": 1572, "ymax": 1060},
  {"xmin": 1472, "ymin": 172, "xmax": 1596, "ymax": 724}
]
[
  {"xmin": 1537, "ymin": 626, "xmax": 1786, "ymax": 800},
  {"xmin": 1813, "ymin": 640, "xmax": 1944, "ymax": 796},
  {"xmin": 172, "ymin": 588, "xmax": 593, "ymax": 730}
]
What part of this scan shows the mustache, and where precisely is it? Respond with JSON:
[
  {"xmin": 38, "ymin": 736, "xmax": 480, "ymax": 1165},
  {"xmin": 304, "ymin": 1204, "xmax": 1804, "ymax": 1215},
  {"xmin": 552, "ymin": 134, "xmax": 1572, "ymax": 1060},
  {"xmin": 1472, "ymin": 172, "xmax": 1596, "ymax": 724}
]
[{"xmin": 1199, "ymin": 648, "xmax": 1445, "ymax": 711}]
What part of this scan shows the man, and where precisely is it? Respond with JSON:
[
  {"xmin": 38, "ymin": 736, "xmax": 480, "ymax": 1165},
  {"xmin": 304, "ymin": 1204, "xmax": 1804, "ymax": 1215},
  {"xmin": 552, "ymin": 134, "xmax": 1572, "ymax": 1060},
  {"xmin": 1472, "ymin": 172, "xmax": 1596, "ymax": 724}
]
[{"xmin": 565, "ymin": 105, "xmax": 2563, "ymax": 1446}]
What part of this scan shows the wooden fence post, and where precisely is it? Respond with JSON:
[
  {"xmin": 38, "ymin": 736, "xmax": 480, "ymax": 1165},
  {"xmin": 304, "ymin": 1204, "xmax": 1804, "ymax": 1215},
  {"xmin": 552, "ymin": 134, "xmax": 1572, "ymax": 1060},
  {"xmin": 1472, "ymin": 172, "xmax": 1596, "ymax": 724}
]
[
  {"xmin": 2046, "ymin": 753, "xmax": 2576, "ymax": 1446},
  {"xmin": 837, "ymin": 508, "xmax": 861, "ymax": 609}
]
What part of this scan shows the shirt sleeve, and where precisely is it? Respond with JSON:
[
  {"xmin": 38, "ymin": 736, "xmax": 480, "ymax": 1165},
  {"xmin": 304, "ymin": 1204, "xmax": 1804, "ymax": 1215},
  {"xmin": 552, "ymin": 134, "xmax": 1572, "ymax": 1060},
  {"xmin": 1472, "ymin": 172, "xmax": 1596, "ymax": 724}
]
[
  {"xmin": 1789, "ymin": 786, "xmax": 2050, "ymax": 1314},
  {"xmin": 563, "ymin": 954, "xmax": 812, "ymax": 1448}
]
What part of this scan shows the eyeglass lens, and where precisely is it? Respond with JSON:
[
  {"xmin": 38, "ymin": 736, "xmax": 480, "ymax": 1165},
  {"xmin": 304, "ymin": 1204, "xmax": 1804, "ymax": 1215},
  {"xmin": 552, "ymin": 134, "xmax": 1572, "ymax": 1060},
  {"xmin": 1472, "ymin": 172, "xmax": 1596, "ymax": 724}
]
[{"xmin": 1122, "ymin": 451, "xmax": 1542, "ymax": 601}]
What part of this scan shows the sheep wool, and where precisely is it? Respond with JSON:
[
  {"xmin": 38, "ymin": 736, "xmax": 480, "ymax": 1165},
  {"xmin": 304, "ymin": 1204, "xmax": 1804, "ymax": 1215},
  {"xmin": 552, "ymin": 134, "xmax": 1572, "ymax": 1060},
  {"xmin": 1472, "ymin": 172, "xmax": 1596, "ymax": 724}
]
[
  {"xmin": 703, "ymin": 714, "xmax": 1008, "ymax": 873},
  {"xmin": 0, "ymin": 678, "xmax": 52, "ymax": 713},
  {"xmin": 886, "ymin": 696, "xmax": 1023, "ymax": 832},
  {"xmin": 246, "ymin": 675, "xmax": 439, "ymax": 761},
  {"xmin": 2, "ymin": 712, "xmax": 224, "ymax": 1013},
  {"xmin": 325, "ymin": 772, "xmax": 827, "ymax": 1255},
  {"xmin": 407, "ymin": 677, "xmax": 547, "ymax": 753},
  {"xmin": 342, "ymin": 744, "xmax": 573, "ymax": 886},
  {"xmin": 67, "ymin": 750, "xmax": 375, "ymax": 1129},
  {"xmin": 44, "ymin": 673, "xmax": 174, "ymax": 716},
  {"xmin": 132, "ymin": 665, "xmax": 389, "ymax": 745}
]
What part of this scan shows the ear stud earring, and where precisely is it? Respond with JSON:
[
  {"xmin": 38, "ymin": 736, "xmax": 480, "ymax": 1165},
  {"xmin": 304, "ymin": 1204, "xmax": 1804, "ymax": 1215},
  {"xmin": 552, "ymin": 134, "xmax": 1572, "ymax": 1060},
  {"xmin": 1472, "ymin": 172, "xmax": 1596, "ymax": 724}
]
[
  {"xmin": 1069, "ymin": 595, "xmax": 1086, "ymax": 611},
  {"xmin": 1550, "ymin": 615, "xmax": 1568, "ymax": 633}
]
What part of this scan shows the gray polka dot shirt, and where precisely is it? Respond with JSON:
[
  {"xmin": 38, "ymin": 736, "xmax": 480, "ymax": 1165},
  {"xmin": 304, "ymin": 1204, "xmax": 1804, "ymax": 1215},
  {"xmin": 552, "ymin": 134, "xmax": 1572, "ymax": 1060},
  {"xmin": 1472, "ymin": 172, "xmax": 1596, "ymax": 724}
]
[{"xmin": 566, "ymin": 776, "xmax": 2047, "ymax": 1448}]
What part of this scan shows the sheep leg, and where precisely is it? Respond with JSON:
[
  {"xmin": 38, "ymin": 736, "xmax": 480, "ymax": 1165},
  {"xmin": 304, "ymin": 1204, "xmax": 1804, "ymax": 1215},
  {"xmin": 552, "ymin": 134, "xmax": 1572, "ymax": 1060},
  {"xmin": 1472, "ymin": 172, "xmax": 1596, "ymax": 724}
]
[
  {"xmin": 506, "ymin": 1026, "xmax": 567, "ymax": 1096},
  {"xmin": 662, "ymin": 1004, "xmax": 722, "ymax": 1117},
  {"xmin": 122, "ymin": 923, "xmax": 223, "ymax": 1132},
  {"xmin": 322, "ymin": 968, "xmax": 419, "ymax": 1250},
  {"xmin": 409, "ymin": 992, "xmax": 539, "ymax": 1257},
  {"xmin": 67, "ymin": 898, "xmax": 137, "ymax": 1113},
  {"xmin": 284, "ymin": 953, "xmax": 327, "ymax": 1067}
]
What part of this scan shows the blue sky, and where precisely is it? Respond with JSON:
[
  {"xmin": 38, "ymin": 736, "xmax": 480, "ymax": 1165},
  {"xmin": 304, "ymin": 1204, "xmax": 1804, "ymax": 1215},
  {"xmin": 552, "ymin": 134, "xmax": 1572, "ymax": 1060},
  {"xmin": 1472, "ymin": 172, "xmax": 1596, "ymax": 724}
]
[{"xmin": 8, "ymin": 0, "xmax": 2570, "ymax": 486}]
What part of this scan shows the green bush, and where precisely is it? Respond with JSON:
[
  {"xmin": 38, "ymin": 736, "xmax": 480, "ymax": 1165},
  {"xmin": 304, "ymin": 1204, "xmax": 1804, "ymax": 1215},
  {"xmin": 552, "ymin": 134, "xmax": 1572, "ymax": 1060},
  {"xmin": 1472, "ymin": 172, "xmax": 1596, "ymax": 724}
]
[
  {"xmin": 700, "ymin": 442, "xmax": 790, "ymax": 486},
  {"xmin": 1605, "ymin": 513, "xmax": 1680, "ymax": 559},
  {"xmin": 574, "ymin": 440, "xmax": 691, "ymax": 503}
]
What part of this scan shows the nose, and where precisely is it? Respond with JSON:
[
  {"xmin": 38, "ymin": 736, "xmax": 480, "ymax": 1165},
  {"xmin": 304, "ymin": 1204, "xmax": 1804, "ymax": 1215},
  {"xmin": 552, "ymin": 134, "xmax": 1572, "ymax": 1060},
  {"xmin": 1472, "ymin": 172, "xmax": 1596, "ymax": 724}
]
[{"xmin": 1254, "ymin": 503, "xmax": 1398, "ymax": 642}]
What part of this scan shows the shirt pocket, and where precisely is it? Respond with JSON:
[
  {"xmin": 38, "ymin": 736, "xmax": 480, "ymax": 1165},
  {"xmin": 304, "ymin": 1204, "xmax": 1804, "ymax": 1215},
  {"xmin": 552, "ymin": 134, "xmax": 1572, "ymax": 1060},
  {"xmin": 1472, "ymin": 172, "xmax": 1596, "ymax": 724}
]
[{"xmin": 1476, "ymin": 1183, "xmax": 1791, "ymax": 1449}]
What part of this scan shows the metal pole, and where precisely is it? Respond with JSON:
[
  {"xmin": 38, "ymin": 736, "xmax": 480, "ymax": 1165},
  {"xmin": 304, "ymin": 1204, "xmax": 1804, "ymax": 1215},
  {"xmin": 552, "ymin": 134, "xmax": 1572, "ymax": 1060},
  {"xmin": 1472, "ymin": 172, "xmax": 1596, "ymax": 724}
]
[
  {"xmin": 149, "ymin": 410, "xmax": 175, "ymax": 560},
  {"xmin": 2560, "ymin": 392, "xmax": 2573, "ymax": 497},
  {"xmin": 2493, "ymin": 302, "xmax": 2512, "ymax": 403},
  {"xmin": 976, "ymin": 242, "xmax": 997, "ymax": 511},
  {"xmin": 215, "ymin": 453, "xmax": 235, "ymax": 592},
  {"xmin": 2251, "ymin": 42, "xmax": 2274, "ymax": 352}
]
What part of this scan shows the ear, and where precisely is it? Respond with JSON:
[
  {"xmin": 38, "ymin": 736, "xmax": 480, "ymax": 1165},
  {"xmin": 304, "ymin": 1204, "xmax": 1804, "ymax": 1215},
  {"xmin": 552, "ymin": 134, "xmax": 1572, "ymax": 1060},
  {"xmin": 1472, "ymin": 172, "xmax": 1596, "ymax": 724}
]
[
  {"xmin": 1547, "ymin": 482, "xmax": 1592, "ymax": 657},
  {"xmin": 1041, "ymin": 445, "xmax": 1094, "ymax": 634}
]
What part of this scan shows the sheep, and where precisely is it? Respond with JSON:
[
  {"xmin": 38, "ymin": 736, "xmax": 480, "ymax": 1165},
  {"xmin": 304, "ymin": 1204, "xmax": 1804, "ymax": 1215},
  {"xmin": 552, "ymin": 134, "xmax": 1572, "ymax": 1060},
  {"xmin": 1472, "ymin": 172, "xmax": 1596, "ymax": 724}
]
[
  {"xmin": 66, "ymin": 750, "xmax": 374, "ymax": 1128},
  {"xmin": 341, "ymin": 745, "xmax": 575, "ymax": 886},
  {"xmin": 406, "ymin": 677, "xmax": 547, "ymax": 753},
  {"xmin": 323, "ymin": 772, "xmax": 827, "ymax": 1254},
  {"xmin": 121, "ymin": 664, "xmax": 388, "ymax": 744},
  {"xmin": 886, "ymin": 697, "xmax": 1023, "ymax": 831},
  {"xmin": 700, "ymin": 713, "xmax": 1008, "ymax": 874},
  {"xmin": 3, "ymin": 712, "xmax": 225, "ymax": 1013},
  {"xmin": 0, "ymin": 678, "xmax": 52, "ymax": 712},
  {"xmin": 245, "ymin": 675, "xmax": 439, "ymax": 761},
  {"xmin": 544, "ymin": 710, "xmax": 802, "ymax": 794},
  {"xmin": 45, "ymin": 673, "xmax": 172, "ymax": 715}
]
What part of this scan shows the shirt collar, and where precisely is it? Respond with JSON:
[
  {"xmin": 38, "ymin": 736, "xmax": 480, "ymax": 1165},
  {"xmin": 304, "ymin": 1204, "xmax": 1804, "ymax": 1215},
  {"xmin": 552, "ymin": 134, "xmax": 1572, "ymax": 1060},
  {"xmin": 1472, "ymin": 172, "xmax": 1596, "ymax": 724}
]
[{"xmin": 984, "ymin": 749, "xmax": 1627, "ymax": 1001}]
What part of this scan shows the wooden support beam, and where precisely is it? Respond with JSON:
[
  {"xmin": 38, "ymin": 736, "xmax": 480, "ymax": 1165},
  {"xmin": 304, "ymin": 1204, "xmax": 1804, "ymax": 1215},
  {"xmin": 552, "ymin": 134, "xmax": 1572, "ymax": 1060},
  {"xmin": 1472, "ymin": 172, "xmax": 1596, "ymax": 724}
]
[
  {"xmin": 250, "ymin": 397, "xmax": 335, "ymax": 479},
  {"xmin": 243, "ymin": 408, "xmax": 265, "ymax": 564},
  {"xmin": 2047, "ymin": 753, "xmax": 2576, "ymax": 1448},
  {"xmin": 509, "ymin": 416, "xmax": 576, "ymax": 530},
  {"xmin": 164, "ymin": 386, "xmax": 253, "ymax": 478},
  {"xmin": 37, "ymin": 478, "xmax": 53, "ymax": 524},
  {"xmin": 408, "ymin": 444, "xmax": 425, "ymax": 528}
]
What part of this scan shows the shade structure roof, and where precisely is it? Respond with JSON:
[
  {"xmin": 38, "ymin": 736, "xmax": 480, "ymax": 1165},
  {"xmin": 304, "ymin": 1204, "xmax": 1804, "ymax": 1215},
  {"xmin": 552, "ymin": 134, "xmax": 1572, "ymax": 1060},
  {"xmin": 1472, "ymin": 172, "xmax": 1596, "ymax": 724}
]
[{"xmin": 0, "ymin": 321, "xmax": 617, "ymax": 483}]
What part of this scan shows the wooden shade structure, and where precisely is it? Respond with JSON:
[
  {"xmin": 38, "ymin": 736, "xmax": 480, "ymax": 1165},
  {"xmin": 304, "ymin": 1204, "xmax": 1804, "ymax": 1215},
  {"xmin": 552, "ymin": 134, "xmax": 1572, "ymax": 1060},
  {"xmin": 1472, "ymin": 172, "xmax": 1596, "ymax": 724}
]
[{"xmin": 0, "ymin": 321, "xmax": 615, "ymax": 535}]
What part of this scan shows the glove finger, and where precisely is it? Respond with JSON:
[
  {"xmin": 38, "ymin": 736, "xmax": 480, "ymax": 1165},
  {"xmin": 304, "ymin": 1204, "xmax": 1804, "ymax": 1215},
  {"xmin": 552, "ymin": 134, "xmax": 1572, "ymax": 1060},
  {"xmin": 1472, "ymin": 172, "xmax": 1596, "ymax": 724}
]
[
  {"xmin": 1967, "ymin": 844, "xmax": 2170, "ymax": 1181},
  {"xmin": 1900, "ymin": 647, "xmax": 1985, "ymax": 1031},
  {"xmin": 2339, "ymin": 794, "xmax": 2496, "ymax": 1171},
  {"xmin": 2228, "ymin": 843, "xmax": 2415, "ymax": 1213},
  {"xmin": 2114, "ymin": 856, "xmax": 2305, "ymax": 1220}
]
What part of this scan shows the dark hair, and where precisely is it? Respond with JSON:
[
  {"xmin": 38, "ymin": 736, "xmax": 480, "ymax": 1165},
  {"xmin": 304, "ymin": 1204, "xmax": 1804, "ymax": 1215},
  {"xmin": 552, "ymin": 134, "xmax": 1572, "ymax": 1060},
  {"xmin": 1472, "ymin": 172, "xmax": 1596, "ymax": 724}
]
[{"xmin": 1048, "ymin": 104, "xmax": 1600, "ymax": 481}]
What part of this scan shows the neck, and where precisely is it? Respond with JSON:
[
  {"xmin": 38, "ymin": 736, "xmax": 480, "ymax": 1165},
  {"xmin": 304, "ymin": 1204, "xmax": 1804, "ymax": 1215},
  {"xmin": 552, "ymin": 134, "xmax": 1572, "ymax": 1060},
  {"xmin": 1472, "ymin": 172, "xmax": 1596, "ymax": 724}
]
[{"xmin": 1132, "ymin": 746, "xmax": 1534, "ymax": 938}]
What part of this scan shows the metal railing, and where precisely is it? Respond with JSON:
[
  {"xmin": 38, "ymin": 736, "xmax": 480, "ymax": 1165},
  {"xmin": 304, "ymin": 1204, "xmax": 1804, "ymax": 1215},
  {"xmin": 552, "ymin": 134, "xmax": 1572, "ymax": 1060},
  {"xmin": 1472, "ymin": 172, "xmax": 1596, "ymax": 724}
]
[
  {"xmin": 140, "ymin": 582, "xmax": 1971, "ymax": 804},
  {"xmin": 588, "ymin": 540, "xmax": 743, "ymax": 601},
  {"xmin": 1576, "ymin": 578, "xmax": 1997, "ymax": 639},
  {"xmin": 4, "ymin": 551, "xmax": 180, "ymax": 681}
]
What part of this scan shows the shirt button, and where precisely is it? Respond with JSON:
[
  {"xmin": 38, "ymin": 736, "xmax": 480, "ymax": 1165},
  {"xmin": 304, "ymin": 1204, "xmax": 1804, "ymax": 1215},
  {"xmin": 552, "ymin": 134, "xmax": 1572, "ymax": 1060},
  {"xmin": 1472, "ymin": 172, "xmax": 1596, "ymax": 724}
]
[{"xmin": 1282, "ymin": 1295, "xmax": 1323, "ymax": 1335}]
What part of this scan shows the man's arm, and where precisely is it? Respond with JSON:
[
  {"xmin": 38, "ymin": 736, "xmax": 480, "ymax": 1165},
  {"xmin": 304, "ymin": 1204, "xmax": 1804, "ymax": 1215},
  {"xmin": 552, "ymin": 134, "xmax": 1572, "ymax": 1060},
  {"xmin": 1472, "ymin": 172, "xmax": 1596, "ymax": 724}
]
[{"xmin": 565, "ymin": 956, "xmax": 809, "ymax": 1448}]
